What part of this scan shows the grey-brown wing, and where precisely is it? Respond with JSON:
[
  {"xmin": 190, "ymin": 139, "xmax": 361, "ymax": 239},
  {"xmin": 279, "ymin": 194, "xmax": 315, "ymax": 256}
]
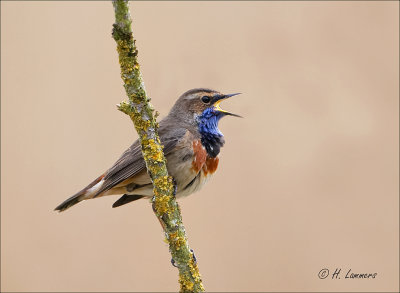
[{"xmin": 94, "ymin": 126, "xmax": 187, "ymax": 196}]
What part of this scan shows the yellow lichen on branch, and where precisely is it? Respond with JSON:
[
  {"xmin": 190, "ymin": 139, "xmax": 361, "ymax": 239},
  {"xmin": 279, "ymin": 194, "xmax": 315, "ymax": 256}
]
[{"xmin": 111, "ymin": 0, "xmax": 204, "ymax": 292}]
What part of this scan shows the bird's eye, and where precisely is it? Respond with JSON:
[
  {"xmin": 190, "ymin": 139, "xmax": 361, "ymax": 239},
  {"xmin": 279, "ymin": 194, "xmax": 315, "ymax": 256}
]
[{"xmin": 201, "ymin": 96, "xmax": 211, "ymax": 104}]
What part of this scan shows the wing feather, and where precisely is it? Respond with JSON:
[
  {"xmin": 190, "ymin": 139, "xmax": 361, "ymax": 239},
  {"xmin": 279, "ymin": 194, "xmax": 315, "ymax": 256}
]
[{"xmin": 94, "ymin": 125, "xmax": 187, "ymax": 196}]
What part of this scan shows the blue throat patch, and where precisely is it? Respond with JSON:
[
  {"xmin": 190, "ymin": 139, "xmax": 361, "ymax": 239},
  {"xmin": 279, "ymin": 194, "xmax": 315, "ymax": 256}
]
[{"xmin": 197, "ymin": 107, "xmax": 225, "ymax": 158}]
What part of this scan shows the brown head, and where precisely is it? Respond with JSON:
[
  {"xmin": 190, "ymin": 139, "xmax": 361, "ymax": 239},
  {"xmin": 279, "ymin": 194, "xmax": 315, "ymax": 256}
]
[{"xmin": 168, "ymin": 88, "xmax": 241, "ymax": 129}]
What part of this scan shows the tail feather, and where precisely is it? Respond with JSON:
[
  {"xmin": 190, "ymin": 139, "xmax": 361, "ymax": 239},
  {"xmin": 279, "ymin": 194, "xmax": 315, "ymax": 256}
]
[
  {"xmin": 112, "ymin": 194, "xmax": 143, "ymax": 208},
  {"xmin": 55, "ymin": 174, "xmax": 105, "ymax": 212},
  {"xmin": 54, "ymin": 193, "xmax": 84, "ymax": 212}
]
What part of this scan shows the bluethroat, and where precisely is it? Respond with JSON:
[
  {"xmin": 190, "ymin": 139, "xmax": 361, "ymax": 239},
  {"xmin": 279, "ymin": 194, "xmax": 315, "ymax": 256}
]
[{"xmin": 55, "ymin": 88, "xmax": 240, "ymax": 211}]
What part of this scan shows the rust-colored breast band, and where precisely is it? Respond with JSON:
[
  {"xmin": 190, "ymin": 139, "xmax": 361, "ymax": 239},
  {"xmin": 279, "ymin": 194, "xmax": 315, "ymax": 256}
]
[
  {"xmin": 203, "ymin": 157, "xmax": 219, "ymax": 176},
  {"xmin": 191, "ymin": 140, "xmax": 207, "ymax": 173}
]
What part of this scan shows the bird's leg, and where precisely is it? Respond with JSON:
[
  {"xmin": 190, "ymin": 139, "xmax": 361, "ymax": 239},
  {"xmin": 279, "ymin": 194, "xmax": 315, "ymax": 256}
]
[
  {"xmin": 172, "ymin": 177, "xmax": 178, "ymax": 197},
  {"xmin": 171, "ymin": 249, "xmax": 196, "ymax": 268},
  {"xmin": 190, "ymin": 249, "xmax": 197, "ymax": 265},
  {"xmin": 171, "ymin": 258, "xmax": 178, "ymax": 268}
]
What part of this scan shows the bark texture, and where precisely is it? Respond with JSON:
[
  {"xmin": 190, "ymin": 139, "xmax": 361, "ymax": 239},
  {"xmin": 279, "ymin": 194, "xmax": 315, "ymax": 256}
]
[{"xmin": 111, "ymin": 1, "xmax": 204, "ymax": 292}]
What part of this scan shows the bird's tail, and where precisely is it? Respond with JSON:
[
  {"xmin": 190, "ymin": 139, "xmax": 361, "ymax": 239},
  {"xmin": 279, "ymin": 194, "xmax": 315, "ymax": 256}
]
[{"xmin": 55, "ymin": 174, "xmax": 105, "ymax": 212}]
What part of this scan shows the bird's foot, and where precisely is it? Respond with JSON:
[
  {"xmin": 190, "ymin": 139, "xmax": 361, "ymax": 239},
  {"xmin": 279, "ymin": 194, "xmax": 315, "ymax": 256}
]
[
  {"xmin": 171, "ymin": 250, "xmax": 196, "ymax": 268},
  {"xmin": 172, "ymin": 177, "xmax": 178, "ymax": 197},
  {"xmin": 190, "ymin": 249, "xmax": 197, "ymax": 265}
]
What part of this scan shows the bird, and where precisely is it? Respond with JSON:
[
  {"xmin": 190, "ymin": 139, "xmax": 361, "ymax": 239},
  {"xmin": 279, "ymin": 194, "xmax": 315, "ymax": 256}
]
[{"xmin": 55, "ymin": 88, "xmax": 241, "ymax": 212}]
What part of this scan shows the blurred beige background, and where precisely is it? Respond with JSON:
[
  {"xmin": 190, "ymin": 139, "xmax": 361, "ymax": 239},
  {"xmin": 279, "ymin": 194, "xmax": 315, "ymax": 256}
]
[{"xmin": 1, "ymin": 1, "xmax": 399, "ymax": 292}]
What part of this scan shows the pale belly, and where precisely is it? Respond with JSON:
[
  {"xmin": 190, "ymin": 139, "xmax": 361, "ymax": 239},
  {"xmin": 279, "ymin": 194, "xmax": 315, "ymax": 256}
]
[
  {"xmin": 171, "ymin": 159, "xmax": 213, "ymax": 198},
  {"xmin": 102, "ymin": 136, "xmax": 219, "ymax": 199},
  {"xmin": 124, "ymin": 143, "xmax": 217, "ymax": 198},
  {"xmin": 165, "ymin": 144, "xmax": 216, "ymax": 198},
  {"xmin": 120, "ymin": 160, "xmax": 213, "ymax": 199}
]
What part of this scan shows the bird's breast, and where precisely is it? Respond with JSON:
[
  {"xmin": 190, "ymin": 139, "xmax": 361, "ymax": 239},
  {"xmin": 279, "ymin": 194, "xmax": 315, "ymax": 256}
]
[
  {"xmin": 166, "ymin": 138, "xmax": 219, "ymax": 198},
  {"xmin": 191, "ymin": 140, "xmax": 207, "ymax": 173},
  {"xmin": 191, "ymin": 140, "xmax": 219, "ymax": 176},
  {"xmin": 203, "ymin": 156, "xmax": 219, "ymax": 176}
]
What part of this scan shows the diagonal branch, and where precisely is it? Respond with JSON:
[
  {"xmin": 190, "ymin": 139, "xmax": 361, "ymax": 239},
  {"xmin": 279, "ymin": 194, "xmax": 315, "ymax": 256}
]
[{"xmin": 111, "ymin": 1, "xmax": 204, "ymax": 292}]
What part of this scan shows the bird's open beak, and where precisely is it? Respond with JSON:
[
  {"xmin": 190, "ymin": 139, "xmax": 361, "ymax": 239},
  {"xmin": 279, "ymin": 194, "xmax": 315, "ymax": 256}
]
[{"xmin": 213, "ymin": 93, "xmax": 242, "ymax": 118}]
